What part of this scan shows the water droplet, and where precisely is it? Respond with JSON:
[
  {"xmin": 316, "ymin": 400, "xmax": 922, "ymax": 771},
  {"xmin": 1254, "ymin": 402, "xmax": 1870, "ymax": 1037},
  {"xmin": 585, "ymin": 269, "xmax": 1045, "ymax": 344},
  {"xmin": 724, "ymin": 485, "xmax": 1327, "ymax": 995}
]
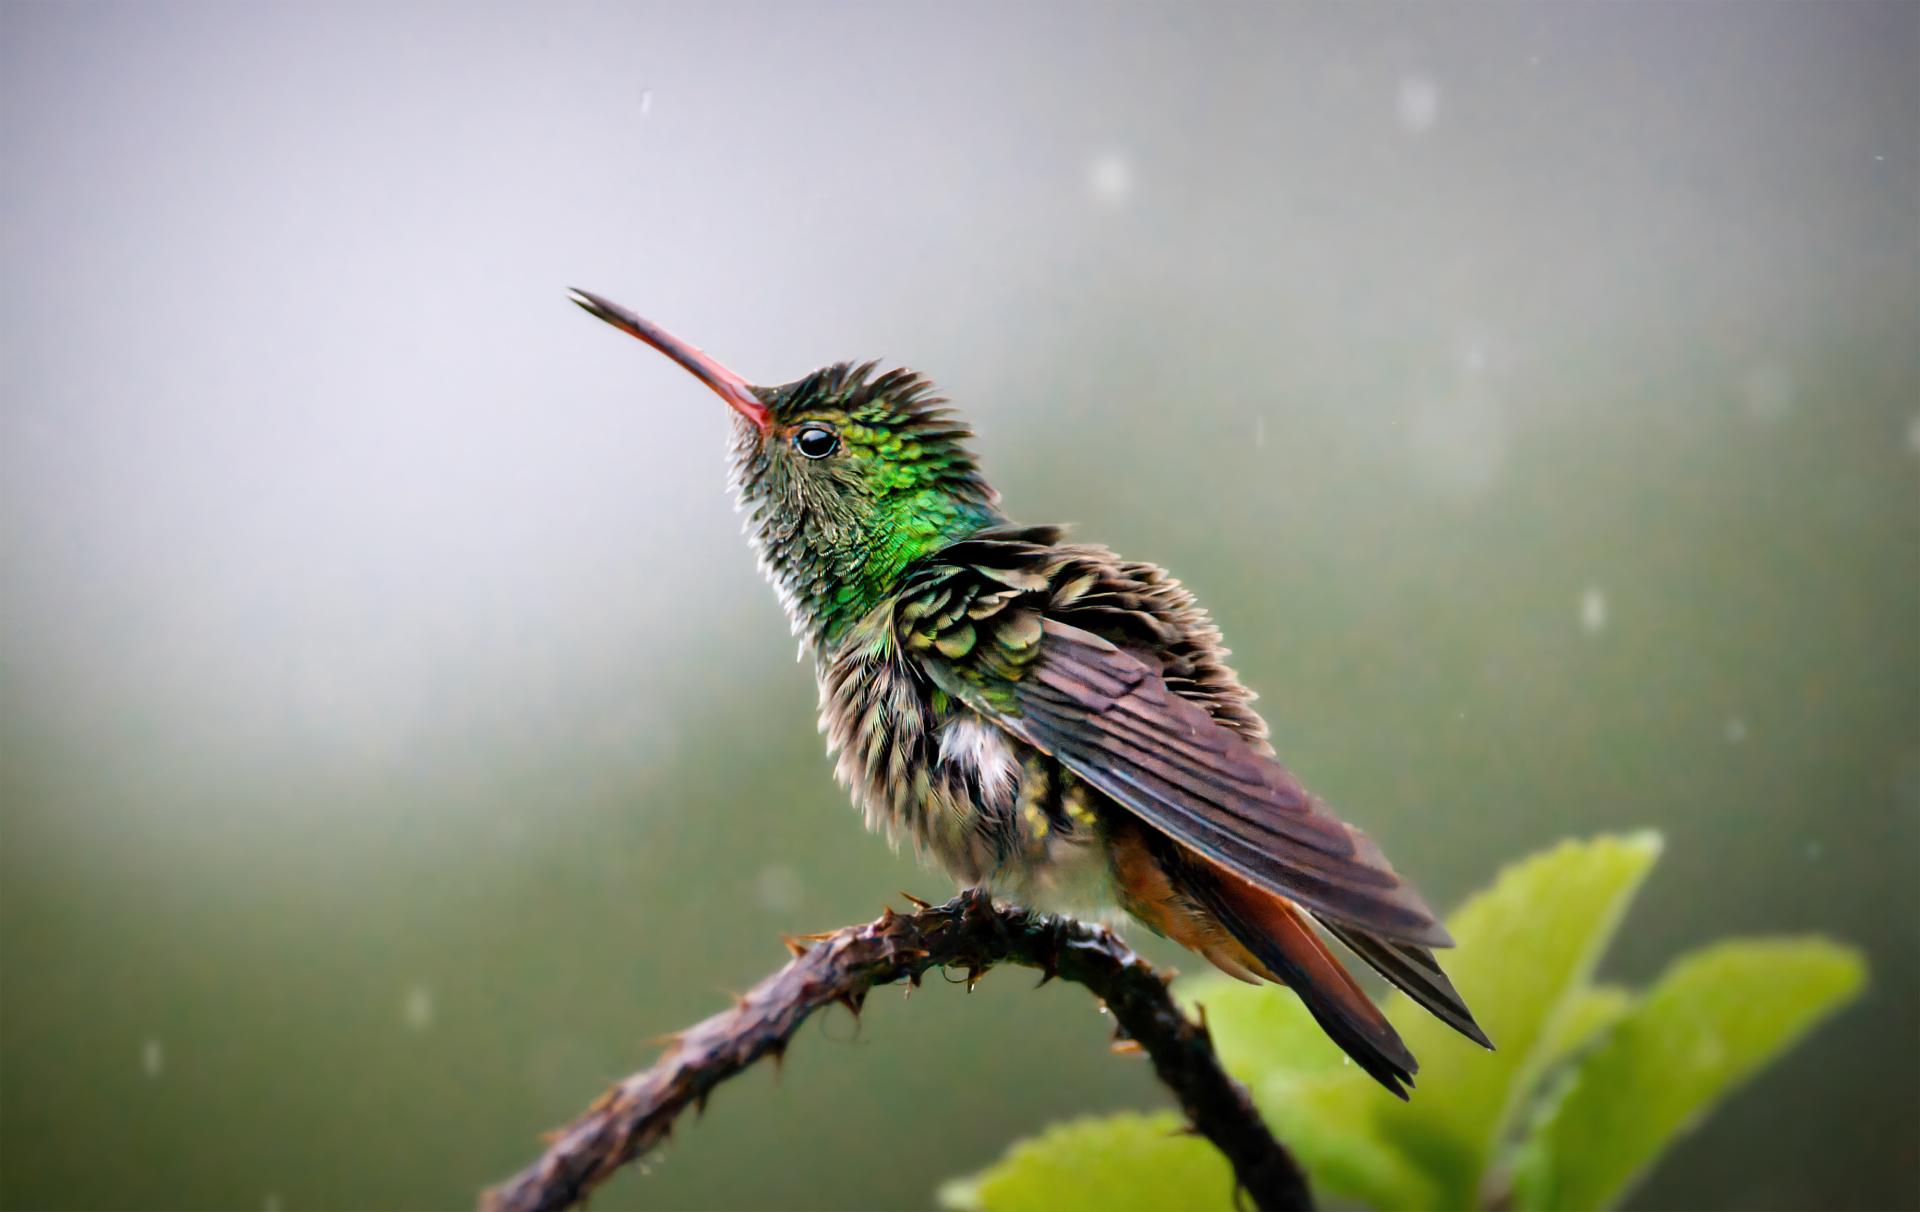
[
  {"xmin": 639, "ymin": 89, "xmax": 654, "ymax": 119},
  {"xmin": 1087, "ymin": 151, "xmax": 1134, "ymax": 206},
  {"xmin": 141, "ymin": 1038, "xmax": 165, "ymax": 1078},
  {"xmin": 264, "ymin": 1194, "xmax": 283, "ymax": 1212},
  {"xmin": 1906, "ymin": 414, "xmax": 1920, "ymax": 455},
  {"xmin": 1396, "ymin": 76, "xmax": 1440, "ymax": 134},
  {"xmin": 1724, "ymin": 717, "xmax": 1748, "ymax": 744},
  {"xmin": 1579, "ymin": 587, "xmax": 1608, "ymax": 634},
  {"xmin": 404, "ymin": 985, "xmax": 435, "ymax": 1032},
  {"xmin": 1804, "ymin": 839, "xmax": 1824, "ymax": 862}
]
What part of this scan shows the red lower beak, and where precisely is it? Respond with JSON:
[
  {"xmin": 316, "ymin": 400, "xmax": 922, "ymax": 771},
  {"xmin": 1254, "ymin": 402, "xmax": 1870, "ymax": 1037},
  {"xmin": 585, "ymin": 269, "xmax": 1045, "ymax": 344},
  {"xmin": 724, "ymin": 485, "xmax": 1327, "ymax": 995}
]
[{"xmin": 568, "ymin": 289, "xmax": 771, "ymax": 433}]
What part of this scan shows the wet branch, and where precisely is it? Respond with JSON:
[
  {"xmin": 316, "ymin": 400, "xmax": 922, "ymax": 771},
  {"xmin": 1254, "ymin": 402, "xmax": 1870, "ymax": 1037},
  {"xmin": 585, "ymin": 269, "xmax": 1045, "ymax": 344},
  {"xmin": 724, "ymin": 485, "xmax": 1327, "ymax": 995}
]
[{"xmin": 480, "ymin": 889, "xmax": 1313, "ymax": 1212}]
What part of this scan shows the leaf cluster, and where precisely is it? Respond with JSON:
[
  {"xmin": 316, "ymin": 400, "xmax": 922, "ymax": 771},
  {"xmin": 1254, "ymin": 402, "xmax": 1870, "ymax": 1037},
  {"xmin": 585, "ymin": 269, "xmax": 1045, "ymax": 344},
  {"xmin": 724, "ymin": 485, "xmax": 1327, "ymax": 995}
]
[{"xmin": 943, "ymin": 834, "xmax": 1864, "ymax": 1212}]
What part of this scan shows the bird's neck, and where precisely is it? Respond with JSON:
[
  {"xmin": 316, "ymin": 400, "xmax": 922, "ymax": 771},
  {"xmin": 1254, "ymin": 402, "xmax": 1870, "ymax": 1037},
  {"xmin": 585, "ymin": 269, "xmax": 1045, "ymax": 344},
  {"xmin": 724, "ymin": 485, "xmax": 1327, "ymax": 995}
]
[{"xmin": 751, "ymin": 492, "xmax": 1003, "ymax": 649}]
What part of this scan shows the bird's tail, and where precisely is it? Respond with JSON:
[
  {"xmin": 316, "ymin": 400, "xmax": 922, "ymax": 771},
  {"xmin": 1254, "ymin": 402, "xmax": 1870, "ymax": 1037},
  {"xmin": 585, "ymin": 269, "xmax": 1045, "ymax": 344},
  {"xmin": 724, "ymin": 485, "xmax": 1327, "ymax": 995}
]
[
  {"xmin": 1110, "ymin": 826, "xmax": 1439, "ymax": 1097},
  {"xmin": 1193, "ymin": 869, "xmax": 1421, "ymax": 1098},
  {"xmin": 1318, "ymin": 919, "xmax": 1493, "ymax": 1050}
]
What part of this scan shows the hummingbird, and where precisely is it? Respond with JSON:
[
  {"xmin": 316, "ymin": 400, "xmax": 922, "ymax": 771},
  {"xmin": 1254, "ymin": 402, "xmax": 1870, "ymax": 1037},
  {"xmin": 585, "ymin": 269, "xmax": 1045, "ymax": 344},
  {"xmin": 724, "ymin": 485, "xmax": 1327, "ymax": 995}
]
[{"xmin": 568, "ymin": 288, "xmax": 1489, "ymax": 1095}]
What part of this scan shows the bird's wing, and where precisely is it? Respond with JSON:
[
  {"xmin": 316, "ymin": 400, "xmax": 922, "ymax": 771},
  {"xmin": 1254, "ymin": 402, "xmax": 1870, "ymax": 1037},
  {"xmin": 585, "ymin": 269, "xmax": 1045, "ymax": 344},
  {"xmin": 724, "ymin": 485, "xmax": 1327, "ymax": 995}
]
[{"xmin": 894, "ymin": 534, "xmax": 1450, "ymax": 948}]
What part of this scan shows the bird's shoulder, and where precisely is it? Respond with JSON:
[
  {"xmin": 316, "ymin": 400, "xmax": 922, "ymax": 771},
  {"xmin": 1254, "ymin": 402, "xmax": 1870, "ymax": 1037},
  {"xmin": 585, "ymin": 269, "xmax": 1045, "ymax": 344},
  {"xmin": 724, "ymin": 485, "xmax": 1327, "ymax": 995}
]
[{"xmin": 890, "ymin": 522, "xmax": 1271, "ymax": 751}]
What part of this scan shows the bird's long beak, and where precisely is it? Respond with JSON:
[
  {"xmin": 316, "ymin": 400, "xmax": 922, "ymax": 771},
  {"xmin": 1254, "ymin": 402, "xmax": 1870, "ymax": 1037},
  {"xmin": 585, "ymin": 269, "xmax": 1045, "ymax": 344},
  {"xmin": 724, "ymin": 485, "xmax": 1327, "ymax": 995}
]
[{"xmin": 568, "ymin": 288, "xmax": 772, "ymax": 433}]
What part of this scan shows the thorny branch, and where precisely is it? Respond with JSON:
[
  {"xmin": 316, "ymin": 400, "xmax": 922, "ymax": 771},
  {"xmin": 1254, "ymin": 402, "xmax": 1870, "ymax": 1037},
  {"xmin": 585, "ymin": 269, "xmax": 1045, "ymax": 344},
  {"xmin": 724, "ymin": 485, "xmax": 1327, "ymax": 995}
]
[{"xmin": 480, "ymin": 890, "xmax": 1314, "ymax": 1212}]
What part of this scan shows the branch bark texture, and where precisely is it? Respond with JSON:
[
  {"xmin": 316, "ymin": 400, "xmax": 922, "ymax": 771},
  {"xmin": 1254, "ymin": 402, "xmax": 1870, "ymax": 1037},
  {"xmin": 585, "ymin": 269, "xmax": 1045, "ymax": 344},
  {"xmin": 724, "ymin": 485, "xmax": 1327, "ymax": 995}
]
[{"xmin": 480, "ymin": 890, "xmax": 1313, "ymax": 1212}]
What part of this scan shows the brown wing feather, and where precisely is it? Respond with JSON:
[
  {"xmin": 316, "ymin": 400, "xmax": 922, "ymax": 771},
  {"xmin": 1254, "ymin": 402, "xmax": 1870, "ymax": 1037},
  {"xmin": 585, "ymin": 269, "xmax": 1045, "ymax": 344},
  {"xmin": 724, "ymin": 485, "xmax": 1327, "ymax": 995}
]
[{"xmin": 956, "ymin": 618, "xmax": 1450, "ymax": 947}]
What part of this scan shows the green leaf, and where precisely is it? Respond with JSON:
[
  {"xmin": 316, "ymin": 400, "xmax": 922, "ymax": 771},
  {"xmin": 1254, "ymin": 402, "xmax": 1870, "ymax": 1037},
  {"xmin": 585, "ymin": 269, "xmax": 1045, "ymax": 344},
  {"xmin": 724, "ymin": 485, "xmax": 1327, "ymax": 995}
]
[
  {"xmin": 1542, "ymin": 984, "xmax": 1635, "ymax": 1064},
  {"xmin": 1372, "ymin": 832, "xmax": 1664, "ymax": 1209},
  {"xmin": 1182, "ymin": 976, "xmax": 1440, "ymax": 1209},
  {"xmin": 1510, "ymin": 937, "xmax": 1865, "ymax": 1212},
  {"xmin": 1184, "ymin": 975, "xmax": 1438, "ymax": 1208},
  {"xmin": 1181, "ymin": 973, "xmax": 1351, "ymax": 1085},
  {"xmin": 1253, "ymin": 1071, "xmax": 1445, "ymax": 1211},
  {"xmin": 939, "ymin": 1113, "xmax": 1234, "ymax": 1212}
]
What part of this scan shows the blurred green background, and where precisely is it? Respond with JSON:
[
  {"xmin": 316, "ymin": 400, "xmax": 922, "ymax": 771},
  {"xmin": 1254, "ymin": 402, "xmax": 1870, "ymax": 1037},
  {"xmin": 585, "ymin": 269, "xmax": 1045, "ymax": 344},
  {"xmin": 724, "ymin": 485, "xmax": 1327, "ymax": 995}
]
[{"xmin": 2, "ymin": 3, "xmax": 1915, "ymax": 1210}]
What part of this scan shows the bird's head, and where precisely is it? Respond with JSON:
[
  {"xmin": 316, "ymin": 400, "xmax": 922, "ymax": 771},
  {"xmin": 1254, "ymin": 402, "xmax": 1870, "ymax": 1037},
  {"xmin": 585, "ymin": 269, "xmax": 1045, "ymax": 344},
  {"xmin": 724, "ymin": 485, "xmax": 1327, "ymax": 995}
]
[{"xmin": 570, "ymin": 289, "xmax": 1001, "ymax": 645}]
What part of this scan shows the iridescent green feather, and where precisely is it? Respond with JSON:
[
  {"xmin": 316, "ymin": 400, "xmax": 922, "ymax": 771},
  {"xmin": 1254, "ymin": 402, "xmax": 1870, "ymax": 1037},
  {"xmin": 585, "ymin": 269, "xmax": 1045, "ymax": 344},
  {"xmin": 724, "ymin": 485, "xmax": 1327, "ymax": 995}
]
[{"xmin": 739, "ymin": 362, "xmax": 1002, "ymax": 641}]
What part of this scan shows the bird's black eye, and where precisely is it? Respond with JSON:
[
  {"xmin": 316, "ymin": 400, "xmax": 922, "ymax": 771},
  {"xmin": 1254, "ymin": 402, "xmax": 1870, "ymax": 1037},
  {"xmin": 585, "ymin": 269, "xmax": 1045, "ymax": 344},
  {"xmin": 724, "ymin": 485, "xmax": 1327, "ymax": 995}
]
[{"xmin": 793, "ymin": 425, "xmax": 839, "ymax": 459}]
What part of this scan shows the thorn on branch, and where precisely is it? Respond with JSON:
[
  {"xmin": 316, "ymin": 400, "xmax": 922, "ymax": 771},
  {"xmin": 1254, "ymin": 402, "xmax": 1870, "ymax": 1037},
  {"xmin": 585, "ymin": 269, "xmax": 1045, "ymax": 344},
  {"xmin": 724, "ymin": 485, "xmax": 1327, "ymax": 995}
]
[{"xmin": 479, "ymin": 892, "xmax": 1313, "ymax": 1212}]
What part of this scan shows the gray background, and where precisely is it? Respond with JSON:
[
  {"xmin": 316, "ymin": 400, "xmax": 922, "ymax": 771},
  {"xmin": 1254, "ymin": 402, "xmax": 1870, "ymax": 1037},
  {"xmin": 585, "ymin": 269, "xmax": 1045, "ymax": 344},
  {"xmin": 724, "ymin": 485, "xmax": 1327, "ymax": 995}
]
[{"xmin": 3, "ymin": 3, "xmax": 1916, "ymax": 1210}]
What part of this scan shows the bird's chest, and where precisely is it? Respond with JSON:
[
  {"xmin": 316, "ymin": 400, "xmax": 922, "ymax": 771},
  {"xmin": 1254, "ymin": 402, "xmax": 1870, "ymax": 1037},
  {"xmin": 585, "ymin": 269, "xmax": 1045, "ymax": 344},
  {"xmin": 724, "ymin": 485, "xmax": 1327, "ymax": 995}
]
[
  {"xmin": 816, "ymin": 642, "xmax": 1002, "ymax": 881},
  {"xmin": 815, "ymin": 640, "xmax": 1114, "ymax": 911}
]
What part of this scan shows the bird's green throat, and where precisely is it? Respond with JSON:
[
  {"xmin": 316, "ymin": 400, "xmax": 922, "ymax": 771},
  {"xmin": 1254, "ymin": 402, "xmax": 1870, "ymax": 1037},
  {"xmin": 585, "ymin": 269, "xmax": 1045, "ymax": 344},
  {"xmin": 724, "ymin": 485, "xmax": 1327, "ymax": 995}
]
[{"xmin": 728, "ymin": 370, "xmax": 1003, "ymax": 647}]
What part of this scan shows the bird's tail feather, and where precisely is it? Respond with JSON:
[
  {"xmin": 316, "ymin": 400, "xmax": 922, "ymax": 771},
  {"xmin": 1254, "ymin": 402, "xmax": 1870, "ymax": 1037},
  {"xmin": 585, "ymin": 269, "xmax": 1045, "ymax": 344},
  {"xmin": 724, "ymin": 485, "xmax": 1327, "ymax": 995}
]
[
  {"xmin": 1196, "ymin": 870, "xmax": 1420, "ymax": 1099},
  {"xmin": 1319, "ymin": 920, "xmax": 1493, "ymax": 1050}
]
